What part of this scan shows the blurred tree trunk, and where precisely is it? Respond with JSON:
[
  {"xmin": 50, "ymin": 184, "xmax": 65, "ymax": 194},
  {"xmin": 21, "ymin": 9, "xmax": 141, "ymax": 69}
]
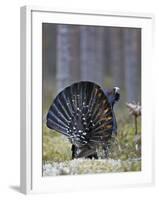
[
  {"xmin": 103, "ymin": 29, "xmax": 111, "ymax": 84},
  {"xmin": 123, "ymin": 28, "xmax": 141, "ymax": 102},
  {"xmin": 80, "ymin": 26, "xmax": 105, "ymax": 87},
  {"xmin": 109, "ymin": 28, "xmax": 124, "ymax": 89},
  {"xmin": 136, "ymin": 31, "xmax": 141, "ymax": 102},
  {"xmin": 95, "ymin": 27, "xmax": 105, "ymax": 87},
  {"xmin": 56, "ymin": 25, "xmax": 70, "ymax": 92},
  {"xmin": 69, "ymin": 27, "xmax": 80, "ymax": 83},
  {"xmin": 56, "ymin": 25, "xmax": 80, "ymax": 92},
  {"xmin": 42, "ymin": 24, "xmax": 57, "ymax": 111}
]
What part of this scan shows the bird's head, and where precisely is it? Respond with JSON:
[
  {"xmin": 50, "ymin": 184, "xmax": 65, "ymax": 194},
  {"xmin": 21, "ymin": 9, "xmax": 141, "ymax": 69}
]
[
  {"xmin": 105, "ymin": 86, "xmax": 120, "ymax": 108},
  {"xmin": 113, "ymin": 87, "xmax": 120, "ymax": 102}
]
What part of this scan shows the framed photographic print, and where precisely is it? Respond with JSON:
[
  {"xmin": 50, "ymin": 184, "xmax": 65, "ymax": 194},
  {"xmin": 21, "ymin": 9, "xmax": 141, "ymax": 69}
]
[{"xmin": 20, "ymin": 6, "xmax": 154, "ymax": 194}]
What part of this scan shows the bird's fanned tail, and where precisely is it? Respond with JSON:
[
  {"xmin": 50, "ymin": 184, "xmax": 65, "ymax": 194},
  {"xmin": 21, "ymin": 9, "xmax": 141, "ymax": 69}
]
[{"xmin": 47, "ymin": 81, "xmax": 117, "ymax": 158}]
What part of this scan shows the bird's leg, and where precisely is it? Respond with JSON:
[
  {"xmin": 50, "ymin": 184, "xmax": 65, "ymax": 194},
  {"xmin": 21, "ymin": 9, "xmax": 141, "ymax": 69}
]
[
  {"xmin": 103, "ymin": 145, "xmax": 109, "ymax": 159},
  {"xmin": 71, "ymin": 144, "xmax": 76, "ymax": 159}
]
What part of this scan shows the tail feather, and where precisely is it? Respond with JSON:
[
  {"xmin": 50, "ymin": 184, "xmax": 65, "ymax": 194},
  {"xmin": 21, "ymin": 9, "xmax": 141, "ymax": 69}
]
[{"xmin": 47, "ymin": 81, "xmax": 114, "ymax": 150}]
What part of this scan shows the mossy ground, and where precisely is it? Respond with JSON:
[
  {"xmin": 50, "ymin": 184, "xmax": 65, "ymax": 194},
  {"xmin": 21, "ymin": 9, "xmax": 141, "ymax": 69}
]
[{"xmin": 43, "ymin": 158, "xmax": 141, "ymax": 176}]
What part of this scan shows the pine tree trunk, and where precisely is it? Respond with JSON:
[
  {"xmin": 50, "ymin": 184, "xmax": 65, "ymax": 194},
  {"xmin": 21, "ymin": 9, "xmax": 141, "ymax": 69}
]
[
  {"xmin": 123, "ymin": 28, "xmax": 141, "ymax": 102},
  {"xmin": 56, "ymin": 25, "xmax": 80, "ymax": 92},
  {"xmin": 80, "ymin": 26, "xmax": 104, "ymax": 87},
  {"xmin": 69, "ymin": 26, "xmax": 80, "ymax": 83},
  {"xmin": 109, "ymin": 28, "xmax": 124, "ymax": 88},
  {"xmin": 56, "ymin": 25, "xmax": 70, "ymax": 92},
  {"xmin": 95, "ymin": 27, "xmax": 105, "ymax": 87}
]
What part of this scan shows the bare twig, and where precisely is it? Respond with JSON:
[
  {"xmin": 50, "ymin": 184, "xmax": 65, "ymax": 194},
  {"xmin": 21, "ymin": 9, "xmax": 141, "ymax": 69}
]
[
  {"xmin": 126, "ymin": 102, "xmax": 141, "ymax": 135},
  {"xmin": 126, "ymin": 102, "xmax": 141, "ymax": 117}
]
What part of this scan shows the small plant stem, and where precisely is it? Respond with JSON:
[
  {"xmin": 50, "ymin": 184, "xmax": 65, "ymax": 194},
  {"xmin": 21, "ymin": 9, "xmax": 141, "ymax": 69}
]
[{"xmin": 134, "ymin": 115, "xmax": 138, "ymax": 135}]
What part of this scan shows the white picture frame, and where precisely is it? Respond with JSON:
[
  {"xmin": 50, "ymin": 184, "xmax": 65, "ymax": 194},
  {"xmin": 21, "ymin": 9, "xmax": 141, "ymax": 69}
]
[{"xmin": 20, "ymin": 5, "xmax": 154, "ymax": 194}]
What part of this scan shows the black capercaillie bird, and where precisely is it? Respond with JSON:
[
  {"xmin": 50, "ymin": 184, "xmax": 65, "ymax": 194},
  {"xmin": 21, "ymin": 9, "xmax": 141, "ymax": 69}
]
[{"xmin": 46, "ymin": 81, "xmax": 120, "ymax": 159}]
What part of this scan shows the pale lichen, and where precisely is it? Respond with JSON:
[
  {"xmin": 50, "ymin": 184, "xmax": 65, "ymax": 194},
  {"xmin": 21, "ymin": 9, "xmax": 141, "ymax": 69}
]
[{"xmin": 43, "ymin": 158, "xmax": 141, "ymax": 176}]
